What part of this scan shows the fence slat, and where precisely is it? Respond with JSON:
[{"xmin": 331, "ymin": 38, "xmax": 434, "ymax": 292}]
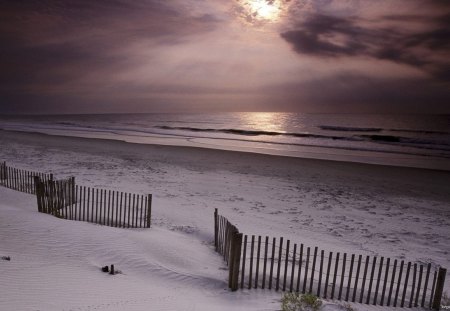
[
  {"xmin": 409, "ymin": 263, "xmax": 417, "ymax": 308},
  {"xmin": 331, "ymin": 252, "xmax": 339, "ymax": 299},
  {"xmin": 262, "ymin": 236, "xmax": 269, "ymax": 289},
  {"xmin": 310, "ymin": 247, "xmax": 317, "ymax": 294},
  {"xmin": 353, "ymin": 255, "xmax": 362, "ymax": 302},
  {"xmin": 374, "ymin": 257, "xmax": 384, "ymax": 305},
  {"xmin": 360, "ymin": 255, "xmax": 369, "ymax": 303},
  {"xmin": 394, "ymin": 260, "xmax": 405, "ymax": 307},
  {"xmin": 346, "ymin": 254, "xmax": 355, "ymax": 301},
  {"xmin": 387, "ymin": 259, "xmax": 397, "ymax": 306},
  {"xmin": 367, "ymin": 257, "xmax": 377, "ymax": 304},
  {"xmin": 428, "ymin": 270, "xmax": 437, "ymax": 309},
  {"xmin": 231, "ymin": 232, "xmax": 243, "ymax": 291},
  {"xmin": 74, "ymin": 185, "xmax": 79, "ymax": 220},
  {"xmin": 432, "ymin": 267, "xmax": 446, "ymax": 310},
  {"xmin": 248, "ymin": 235, "xmax": 255, "ymax": 289},
  {"xmin": 296, "ymin": 244, "xmax": 303, "ymax": 293},
  {"xmin": 119, "ymin": 192, "xmax": 124, "ymax": 227},
  {"xmin": 255, "ymin": 235, "xmax": 261, "ymax": 289},
  {"xmin": 269, "ymin": 237, "xmax": 276, "ymax": 290},
  {"xmin": 429, "ymin": 270, "xmax": 437, "ymax": 309},
  {"xmin": 283, "ymin": 240, "xmax": 290, "ymax": 291},
  {"xmin": 107, "ymin": 190, "xmax": 111, "ymax": 226},
  {"xmin": 127, "ymin": 192, "xmax": 132, "ymax": 228},
  {"xmin": 276, "ymin": 237, "xmax": 283, "ymax": 291},
  {"xmin": 65, "ymin": 179, "xmax": 70, "ymax": 219},
  {"xmin": 290, "ymin": 244, "xmax": 297, "ymax": 292},
  {"xmin": 223, "ymin": 221, "xmax": 228, "ymax": 261},
  {"xmin": 132, "ymin": 193, "xmax": 137, "ymax": 227},
  {"xmin": 138, "ymin": 194, "xmax": 143, "ymax": 228},
  {"xmin": 380, "ymin": 257, "xmax": 390, "ymax": 306},
  {"xmin": 94, "ymin": 189, "xmax": 98, "ymax": 223},
  {"xmin": 338, "ymin": 253, "xmax": 346, "ymax": 300},
  {"xmin": 228, "ymin": 227, "xmax": 237, "ymax": 289},
  {"xmin": 241, "ymin": 235, "xmax": 247, "ymax": 289},
  {"xmin": 82, "ymin": 185, "xmax": 86, "ymax": 221},
  {"xmin": 110, "ymin": 190, "xmax": 115, "ymax": 226},
  {"xmin": 87, "ymin": 186, "xmax": 92, "ymax": 222},
  {"xmin": 147, "ymin": 194, "xmax": 152, "ymax": 228},
  {"xmin": 421, "ymin": 263, "xmax": 431, "ymax": 307},
  {"xmin": 401, "ymin": 262, "xmax": 411, "ymax": 307},
  {"xmin": 414, "ymin": 264, "xmax": 423, "ymax": 307},
  {"xmin": 324, "ymin": 251, "xmax": 333, "ymax": 299},
  {"xmin": 318, "ymin": 249, "xmax": 324, "ymax": 297},
  {"xmin": 303, "ymin": 247, "xmax": 310, "ymax": 294}
]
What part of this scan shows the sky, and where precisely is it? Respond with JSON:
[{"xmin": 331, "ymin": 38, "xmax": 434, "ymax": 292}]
[{"xmin": 0, "ymin": 0, "xmax": 449, "ymax": 114}]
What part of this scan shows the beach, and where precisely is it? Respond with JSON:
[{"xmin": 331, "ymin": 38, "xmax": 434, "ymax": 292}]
[{"xmin": 1, "ymin": 129, "xmax": 449, "ymax": 311}]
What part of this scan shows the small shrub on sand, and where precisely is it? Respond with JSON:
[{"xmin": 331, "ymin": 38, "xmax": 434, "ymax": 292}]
[{"xmin": 281, "ymin": 292, "xmax": 322, "ymax": 311}]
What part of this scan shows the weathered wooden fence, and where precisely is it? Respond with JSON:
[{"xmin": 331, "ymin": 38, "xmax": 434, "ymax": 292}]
[
  {"xmin": 214, "ymin": 209, "xmax": 447, "ymax": 310},
  {"xmin": 0, "ymin": 161, "xmax": 52, "ymax": 194},
  {"xmin": 35, "ymin": 177, "xmax": 152, "ymax": 228}
]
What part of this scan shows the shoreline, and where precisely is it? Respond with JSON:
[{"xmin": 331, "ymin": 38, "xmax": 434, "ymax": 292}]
[{"xmin": 2, "ymin": 128, "xmax": 449, "ymax": 173}]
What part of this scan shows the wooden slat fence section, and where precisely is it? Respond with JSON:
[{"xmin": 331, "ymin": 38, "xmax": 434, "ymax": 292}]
[
  {"xmin": 0, "ymin": 161, "xmax": 52, "ymax": 194},
  {"xmin": 213, "ymin": 210, "xmax": 446, "ymax": 310},
  {"xmin": 35, "ymin": 177, "xmax": 152, "ymax": 228}
]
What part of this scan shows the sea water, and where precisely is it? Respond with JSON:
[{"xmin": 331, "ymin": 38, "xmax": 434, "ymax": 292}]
[{"xmin": 0, "ymin": 113, "xmax": 449, "ymax": 170}]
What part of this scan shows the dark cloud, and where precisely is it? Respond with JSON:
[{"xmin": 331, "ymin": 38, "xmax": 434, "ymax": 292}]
[
  {"xmin": 281, "ymin": 12, "xmax": 450, "ymax": 81},
  {"xmin": 281, "ymin": 15, "xmax": 368, "ymax": 57},
  {"xmin": 0, "ymin": 0, "xmax": 221, "ymax": 98}
]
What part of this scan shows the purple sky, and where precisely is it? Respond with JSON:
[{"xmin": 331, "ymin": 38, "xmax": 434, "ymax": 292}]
[{"xmin": 1, "ymin": 0, "xmax": 449, "ymax": 114}]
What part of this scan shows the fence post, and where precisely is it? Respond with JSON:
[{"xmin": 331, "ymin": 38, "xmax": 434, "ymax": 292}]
[
  {"xmin": 71, "ymin": 177, "xmax": 75, "ymax": 205},
  {"xmin": 228, "ymin": 228, "xmax": 236, "ymax": 289},
  {"xmin": 214, "ymin": 208, "xmax": 218, "ymax": 250},
  {"xmin": 432, "ymin": 267, "xmax": 447, "ymax": 310},
  {"xmin": 231, "ymin": 232, "xmax": 243, "ymax": 291},
  {"xmin": 0, "ymin": 161, "xmax": 6, "ymax": 180},
  {"xmin": 34, "ymin": 176, "xmax": 42, "ymax": 212},
  {"xmin": 146, "ymin": 194, "xmax": 152, "ymax": 228}
]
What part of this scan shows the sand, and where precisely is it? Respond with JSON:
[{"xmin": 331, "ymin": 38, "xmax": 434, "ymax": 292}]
[{"xmin": 1, "ymin": 130, "xmax": 449, "ymax": 310}]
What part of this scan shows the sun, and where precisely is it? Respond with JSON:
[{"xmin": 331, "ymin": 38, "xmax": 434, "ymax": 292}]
[{"xmin": 248, "ymin": 0, "xmax": 282, "ymax": 21}]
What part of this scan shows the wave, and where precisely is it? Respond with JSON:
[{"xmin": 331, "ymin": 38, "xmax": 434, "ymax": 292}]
[
  {"xmin": 154, "ymin": 126, "xmax": 353, "ymax": 141},
  {"xmin": 389, "ymin": 128, "xmax": 449, "ymax": 135},
  {"xmin": 319, "ymin": 125, "xmax": 382, "ymax": 132},
  {"xmin": 359, "ymin": 135, "xmax": 400, "ymax": 143},
  {"xmin": 320, "ymin": 125, "xmax": 449, "ymax": 135},
  {"xmin": 358, "ymin": 135, "xmax": 450, "ymax": 151},
  {"xmin": 155, "ymin": 126, "xmax": 450, "ymax": 153}
]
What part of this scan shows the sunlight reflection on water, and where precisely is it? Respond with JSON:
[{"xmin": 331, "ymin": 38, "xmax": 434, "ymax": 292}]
[{"xmin": 236, "ymin": 112, "xmax": 289, "ymax": 133}]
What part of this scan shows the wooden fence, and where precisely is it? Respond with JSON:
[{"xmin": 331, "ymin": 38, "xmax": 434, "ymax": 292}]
[
  {"xmin": 214, "ymin": 209, "xmax": 447, "ymax": 310},
  {"xmin": 35, "ymin": 177, "xmax": 152, "ymax": 228},
  {"xmin": 0, "ymin": 161, "xmax": 53, "ymax": 194}
]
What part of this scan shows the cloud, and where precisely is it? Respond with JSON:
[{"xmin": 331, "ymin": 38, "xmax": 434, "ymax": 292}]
[
  {"xmin": 1, "ymin": 0, "xmax": 449, "ymax": 114},
  {"xmin": 0, "ymin": 1, "xmax": 222, "ymax": 94},
  {"xmin": 280, "ymin": 11, "xmax": 450, "ymax": 80}
]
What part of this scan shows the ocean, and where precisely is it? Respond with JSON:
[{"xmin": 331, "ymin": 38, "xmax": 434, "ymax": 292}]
[{"xmin": 1, "ymin": 112, "xmax": 449, "ymax": 170}]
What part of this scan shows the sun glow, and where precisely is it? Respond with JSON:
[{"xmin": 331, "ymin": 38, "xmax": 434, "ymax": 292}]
[
  {"xmin": 250, "ymin": 0, "xmax": 280, "ymax": 20},
  {"xmin": 247, "ymin": 0, "xmax": 282, "ymax": 22}
]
